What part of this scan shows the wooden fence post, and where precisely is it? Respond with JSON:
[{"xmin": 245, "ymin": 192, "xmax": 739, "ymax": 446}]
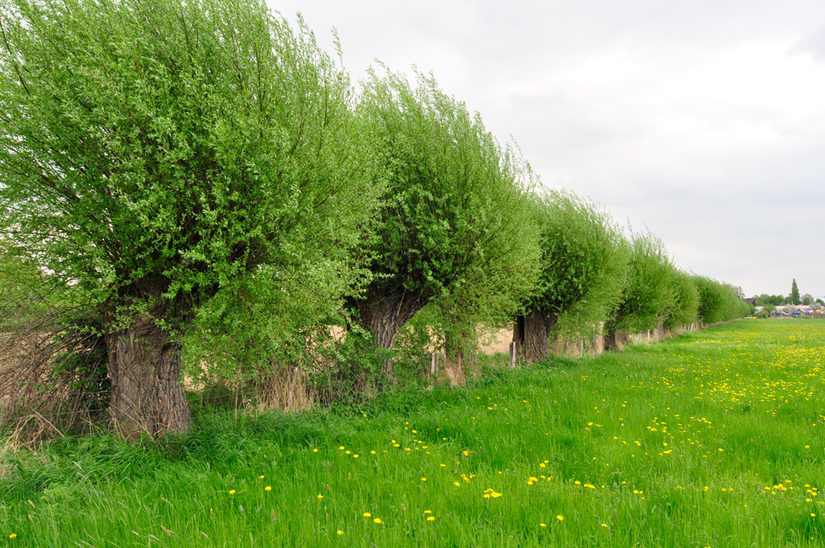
[{"xmin": 509, "ymin": 341, "xmax": 517, "ymax": 368}]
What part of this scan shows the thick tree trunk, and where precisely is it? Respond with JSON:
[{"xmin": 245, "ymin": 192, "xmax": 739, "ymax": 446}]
[
  {"xmin": 357, "ymin": 289, "xmax": 422, "ymax": 377},
  {"xmin": 103, "ymin": 313, "xmax": 190, "ymax": 438},
  {"xmin": 444, "ymin": 323, "xmax": 478, "ymax": 383},
  {"xmin": 513, "ymin": 311, "xmax": 557, "ymax": 362},
  {"xmin": 604, "ymin": 327, "xmax": 629, "ymax": 351}
]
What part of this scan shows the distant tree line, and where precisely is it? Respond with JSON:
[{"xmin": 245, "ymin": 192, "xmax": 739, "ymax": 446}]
[
  {"xmin": 0, "ymin": 0, "xmax": 752, "ymax": 438},
  {"xmin": 756, "ymin": 278, "xmax": 818, "ymax": 307}
]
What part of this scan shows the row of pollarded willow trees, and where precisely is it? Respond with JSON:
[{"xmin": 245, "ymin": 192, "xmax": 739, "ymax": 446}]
[{"xmin": 0, "ymin": 0, "xmax": 751, "ymax": 438}]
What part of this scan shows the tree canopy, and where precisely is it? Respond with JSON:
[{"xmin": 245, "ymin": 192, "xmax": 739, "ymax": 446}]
[
  {"xmin": 353, "ymin": 69, "xmax": 539, "ymax": 373},
  {"xmin": 0, "ymin": 0, "xmax": 378, "ymax": 434}
]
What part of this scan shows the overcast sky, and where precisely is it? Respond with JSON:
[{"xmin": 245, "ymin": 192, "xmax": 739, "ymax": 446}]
[{"xmin": 272, "ymin": 0, "xmax": 825, "ymax": 299}]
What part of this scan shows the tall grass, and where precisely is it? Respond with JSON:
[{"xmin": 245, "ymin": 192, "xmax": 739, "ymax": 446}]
[{"xmin": 2, "ymin": 319, "xmax": 824, "ymax": 546}]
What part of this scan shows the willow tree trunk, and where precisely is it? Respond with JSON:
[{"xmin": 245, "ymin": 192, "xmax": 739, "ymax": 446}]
[
  {"xmin": 103, "ymin": 313, "xmax": 190, "ymax": 439},
  {"xmin": 603, "ymin": 327, "xmax": 628, "ymax": 351},
  {"xmin": 444, "ymin": 323, "xmax": 478, "ymax": 381},
  {"xmin": 357, "ymin": 289, "xmax": 422, "ymax": 377},
  {"xmin": 513, "ymin": 311, "xmax": 557, "ymax": 362}
]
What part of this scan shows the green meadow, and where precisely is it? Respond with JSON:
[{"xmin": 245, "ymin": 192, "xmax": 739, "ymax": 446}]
[{"xmin": 2, "ymin": 319, "xmax": 824, "ymax": 547}]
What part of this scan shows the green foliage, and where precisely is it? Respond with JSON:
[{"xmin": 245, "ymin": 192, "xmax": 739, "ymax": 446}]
[
  {"xmin": 524, "ymin": 191, "xmax": 630, "ymax": 338},
  {"xmin": 0, "ymin": 0, "xmax": 377, "ymax": 331},
  {"xmin": 693, "ymin": 276, "xmax": 750, "ymax": 323},
  {"xmin": 756, "ymin": 294, "xmax": 789, "ymax": 306},
  {"xmin": 608, "ymin": 233, "xmax": 675, "ymax": 333},
  {"xmin": 663, "ymin": 269, "xmax": 699, "ymax": 329},
  {"xmin": 790, "ymin": 279, "xmax": 801, "ymax": 305},
  {"xmin": 355, "ymin": 69, "xmax": 537, "ymax": 321}
]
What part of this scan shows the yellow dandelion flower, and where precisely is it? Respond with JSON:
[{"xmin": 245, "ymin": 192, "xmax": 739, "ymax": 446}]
[
  {"xmin": 336, "ymin": 530, "xmax": 344, "ymax": 535},
  {"xmin": 556, "ymin": 515, "xmax": 564, "ymax": 521},
  {"xmin": 338, "ymin": 446, "xmax": 345, "ymax": 450},
  {"xmin": 362, "ymin": 512, "xmax": 371, "ymax": 517},
  {"xmin": 426, "ymin": 516, "xmax": 435, "ymax": 521},
  {"xmin": 312, "ymin": 448, "xmax": 319, "ymax": 453},
  {"xmin": 265, "ymin": 486, "xmax": 272, "ymax": 491},
  {"xmin": 424, "ymin": 510, "xmax": 432, "ymax": 514},
  {"xmin": 539, "ymin": 523, "xmax": 547, "ymax": 528},
  {"xmin": 228, "ymin": 490, "xmax": 236, "ymax": 495},
  {"xmin": 421, "ymin": 477, "xmax": 427, "ymax": 482},
  {"xmin": 259, "ymin": 475, "xmax": 265, "ymax": 479},
  {"xmin": 10, "ymin": 534, "xmax": 17, "ymax": 539},
  {"xmin": 317, "ymin": 494, "xmax": 324, "ymax": 499},
  {"xmin": 373, "ymin": 518, "xmax": 383, "ymax": 524},
  {"xmin": 453, "ymin": 481, "xmax": 461, "ymax": 487}
]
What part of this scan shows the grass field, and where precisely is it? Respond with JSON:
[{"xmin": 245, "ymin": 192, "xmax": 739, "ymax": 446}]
[{"xmin": 1, "ymin": 319, "xmax": 824, "ymax": 546}]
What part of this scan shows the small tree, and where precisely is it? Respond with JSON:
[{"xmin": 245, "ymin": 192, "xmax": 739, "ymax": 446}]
[
  {"xmin": 0, "ymin": 0, "xmax": 377, "ymax": 436},
  {"xmin": 790, "ymin": 279, "xmax": 801, "ymax": 305},
  {"xmin": 353, "ymin": 69, "xmax": 537, "ymax": 376},
  {"xmin": 663, "ymin": 269, "xmax": 699, "ymax": 329},
  {"xmin": 515, "ymin": 192, "xmax": 630, "ymax": 362},
  {"xmin": 605, "ymin": 233, "xmax": 675, "ymax": 348}
]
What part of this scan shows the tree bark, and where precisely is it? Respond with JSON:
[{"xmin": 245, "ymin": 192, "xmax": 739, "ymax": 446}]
[
  {"xmin": 103, "ymin": 313, "xmax": 190, "ymax": 438},
  {"xmin": 356, "ymin": 289, "xmax": 422, "ymax": 377},
  {"xmin": 513, "ymin": 310, "xmax": 557, "ymax": 362},
  {"xmin": 603, "ymin": 327, "xmax": 629, "ymax": 351},
  {"xmin": 444, "ymin": 323, "xmax": 478, "ymax": 380}
]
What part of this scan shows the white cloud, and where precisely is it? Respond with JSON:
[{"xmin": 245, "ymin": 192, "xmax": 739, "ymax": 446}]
[{"xmin": 271, "ymin": 0, "xmax": 825, "ymax": 297}]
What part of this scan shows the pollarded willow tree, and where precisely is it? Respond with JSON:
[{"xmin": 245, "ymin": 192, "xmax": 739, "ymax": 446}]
[
  {"xmin": 663, "ymin": 268, "xmax": 699, "ymax": 330},
  {"xmin": 0, "ymin": 0, "xmax": 378, "ymax": 436},
  {"xmin": 514, "ymin": 191, "xmax": 630, "ymax": 362},
  {"xmin": 430, "ymin": 146, "xmax": 540, "ymax": 376},
  {"xmin": 353, "ymin": 69, "xmax": 538, "ymax": 375},
  {"xmin": 604, "ymin": 233, "xmax": 675, "ymax": 349}
]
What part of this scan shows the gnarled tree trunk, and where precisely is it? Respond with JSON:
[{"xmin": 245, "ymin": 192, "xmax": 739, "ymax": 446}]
[
  {"xmin": 513, "ymin": 311, "xmax": 557, "ymax": 362},
  {"xmin": 444, "ymin": 323, "xmax": 478, "ymax": 384},
  {"xmin": 103, "ymin": 312, "xmax": 190, "ymax": 438},
  {"xmin": 603, "ymin": 327, "xmax": 629, "ymax": 351},
  {"xmin": 356, "ymin": 289, "xmax": 422, "ymax": 377}
]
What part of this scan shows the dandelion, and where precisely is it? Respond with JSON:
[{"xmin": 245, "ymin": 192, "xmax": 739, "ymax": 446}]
[
  {"xmin": 312, "ymin": 448, "xmax": 319, "ymax": 453},
  {"xmin": 421, "ymin": 477, "xmax": 427, "ymax": 482},
  {"xmin": 426, "ymin": 516, "xmax": 435, "ymax": 522},
  {"xmin": 228, "ymin": 490, "xmax": 236, "ymax": 495},
  {"xmin": 265, "ymin": 486, "xmax": 272, "ymax": 491},
  {"xmin": 373, "ymin": 518, "xmax": 383, "ymax": 524},
  {"xmin": 317, "ymin": 494, "xmax": 324, "ymax": 499},
  {"xmin": 259, "ymin": 475, "xmax": 265, "ymax": 479},
  {"xmin": 424, "ymin": 510, "xmax": 432, "ymax": 514},
  {"xmin": 336, "ymin": 530, "xmax": 344, "ymax": 536},
  {"xmin": 10, "ymin": 534, "xmax": 17, "ymax": 539},
  {"xmin": 556, "ymin": 515, "xmax": 564, "ymax": 521},
  {"xmin": 362, "ymin": 512, "xmax": 372, "ymax": 517}
]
